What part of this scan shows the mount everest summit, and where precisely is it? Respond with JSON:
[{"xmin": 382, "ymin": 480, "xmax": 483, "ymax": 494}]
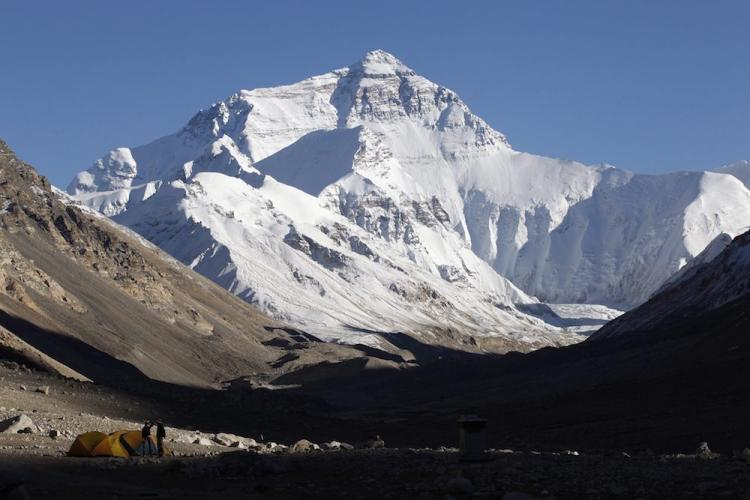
[{"xmin": 67, "ymin": 50, "xmax": 750, "ymax": 351}]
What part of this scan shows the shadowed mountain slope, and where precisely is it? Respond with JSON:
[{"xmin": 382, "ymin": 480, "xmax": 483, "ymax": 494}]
[{"xmin": 0, "ymin": 139, "xmax": 365, "ymax": 387}]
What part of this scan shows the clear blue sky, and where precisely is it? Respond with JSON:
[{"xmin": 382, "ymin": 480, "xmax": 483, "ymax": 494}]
[{"xmin": 1, "ymin": 0, "xmax": 748, "ymax": 187}]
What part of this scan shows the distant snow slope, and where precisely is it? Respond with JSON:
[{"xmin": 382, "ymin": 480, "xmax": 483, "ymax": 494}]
[
  {"xmin": 593, "ymin": 229, "xmax": 750, "ymax": 340},
  {"xmin": 68, "ymin": 50, "xmax": 749, "ymax": 348}
]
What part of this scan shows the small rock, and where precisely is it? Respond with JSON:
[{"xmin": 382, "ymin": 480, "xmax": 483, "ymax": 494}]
[
  {"xmin": 193, "ymin": 437, "xmax": 214, "ymax": 446},
  {"xmin": 35, "ymin": 386, "xmax": 50, "ymax": 395},
  {"xmin": 49, "ymin": 430, "xmax": 60, "ymax": 439},
  {"xmin": 741, "ymin": 447, "xmax": 750, "ymax": 462},
  {"xmin": 446, "ymin": 477, "xmax": 473, "ymax": 496},
  {"xmin": 562, "ymin": 450, "xmax": 580, "ymax": 456},
  {"xmin": 212, "ymin": 433, "xmax": 234, "ymax": 446},
  {"xmin": 0, "ymin": 414, "xmax": 35, "ymax": 434},
  {"xmin": 18, "ymin": 427, "xmax": 34, "ymax": 434},
  {"xmin": 292, "ymin": 439, "xmax": 315, "ymax": 453},
  {"xmin": 322, "ymin": 441, "xmax": 341, "ymax": 451},
  {"xmin": 696, "ymin": 441, "xmax": 718, "ymax": 459},
  {"xmin": 230, "ymin": 441, "xmax": 247, "ymax": 449},
  {"xmin": 362, "ymin": 435, "xmax": 385, "ymax": 449},
  {"xmin": 19, "ymin": 385, "xmax": 27, "ymax": 391},
  {"xmin": 213, "ymin": 432, "xmax": 255, "ymax": 447}
]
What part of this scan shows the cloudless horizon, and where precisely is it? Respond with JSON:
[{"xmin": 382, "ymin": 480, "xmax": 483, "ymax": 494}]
[{"xmin": 2, "ymin": 0, "xmax": 749, "ymax": 187}]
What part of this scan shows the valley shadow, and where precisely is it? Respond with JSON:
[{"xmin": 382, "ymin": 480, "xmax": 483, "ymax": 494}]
[
  {"xmin": 271, "ymin": 298, "xmax": 750, "ymax": 452},
  {"xmin": 2, "ymin": 297, "xmax": 750, "ymax": 453},
  {"xmin": 0, "ymin": 310, "xmax": 339, "ymax": 436},
  {"xmin": 0, "ymin": 310, "xmax": 152, "ymax": 386},
  {"xmin": 344, "ymin": 326, "xmax": 496, "ymax": 364}
]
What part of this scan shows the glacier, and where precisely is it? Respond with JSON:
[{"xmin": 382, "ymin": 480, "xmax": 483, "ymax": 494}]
[{"xmin": 67, "ymin": 50, "xmax": 750, "ymax": 351}]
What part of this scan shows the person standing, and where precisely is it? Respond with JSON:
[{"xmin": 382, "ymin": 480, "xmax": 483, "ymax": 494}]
[
  {"xmin": 141, "ymin": 420, "xmax": 154, "ymax": 456},
  {"xmin": 156, "ymin": 421, "xmax": 167, "ymax": 457}
]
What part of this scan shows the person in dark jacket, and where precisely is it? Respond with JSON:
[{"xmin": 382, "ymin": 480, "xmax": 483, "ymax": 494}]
[
  {"xmin": 141, "ymin": 420, "xmax": 154, "ymax": 456},
  {"xmin": 156, "ymin": 421, "xmax": 166, "ymax": 457}
]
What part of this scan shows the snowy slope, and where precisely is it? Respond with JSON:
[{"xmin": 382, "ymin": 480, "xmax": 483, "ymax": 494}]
[
  {"xmin": 68, "ymin": 50, "xmax": 749, "ymax": 347},
  {"xmin": 593, "ymin": 229, "xmax": 750, "ymax": 340},
  {"xmin": 109, "ymin": 167, "xmax": 589, "ymax": 351}
]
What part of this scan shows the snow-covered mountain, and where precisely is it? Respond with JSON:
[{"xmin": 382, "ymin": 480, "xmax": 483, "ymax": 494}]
[
  {"xmin": 593, "ymin": 228, "xmax": 750, "ymax": 340},
  {"xmin": 68, "ymin": 50, "xmax": 749, "ymax": 349}
]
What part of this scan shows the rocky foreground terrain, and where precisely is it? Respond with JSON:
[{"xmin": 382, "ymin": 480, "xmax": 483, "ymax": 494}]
[{"xmin": 2, "ymin": 362, "xmax": 750, "ymax": 499}]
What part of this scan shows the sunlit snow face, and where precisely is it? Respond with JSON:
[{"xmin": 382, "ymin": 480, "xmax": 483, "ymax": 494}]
[{"xmin": 65, "ymin": 50, "xmax": 750, "ymax": 349}]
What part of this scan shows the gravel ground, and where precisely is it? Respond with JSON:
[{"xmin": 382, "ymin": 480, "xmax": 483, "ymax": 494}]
[{"xmin": 2, "ymin": 363, "xmax": 750, "ymax": 499}]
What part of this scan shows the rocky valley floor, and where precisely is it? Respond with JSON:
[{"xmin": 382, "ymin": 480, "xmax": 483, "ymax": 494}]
[{"xmin": 1, "ymin": 362, "xmax": 750, "ymax": 499}]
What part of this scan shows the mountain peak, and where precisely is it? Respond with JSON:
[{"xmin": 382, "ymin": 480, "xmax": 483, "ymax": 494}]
[{"xmin": 352, "ymin": 49, "xmax": 412, "ymax": 76}]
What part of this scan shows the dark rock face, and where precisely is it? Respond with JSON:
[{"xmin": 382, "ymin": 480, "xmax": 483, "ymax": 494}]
[
  {"xmin": 347, "ymin": 236, "xmax": 375, "ymax": 259},
  {"xmin": 284, "ymin": 226, "xmax": 350, "ymax": 270}
]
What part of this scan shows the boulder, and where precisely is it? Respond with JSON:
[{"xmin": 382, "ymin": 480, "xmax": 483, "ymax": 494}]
[
  {"xmin": 696, "ymin": 442, "xmax": 718, "ymax": 459},
  {"xmin": 321, "ymin": 441, "xmax": 341, "ymax": 451},
  {"xmin": 292, "ymin": 439, "xmax": 315, "ymax": 453},
  {"xmin": 361, "ymin": 435, "xmax": 385, "ymax": 449},
  {"xmin": 212, "ymin": 433, "xmax": 235, "ymax": 446},
  {"xmin": 0, "ymin": 414, "xmax": 34, "ymax": 434},
  {"xmin": 171, "ymin": 432, "xmax": 198, "ymax": 444},
  {"xmin": 213, "ymin": 432, "xmax": 256, "ymax": 447}
]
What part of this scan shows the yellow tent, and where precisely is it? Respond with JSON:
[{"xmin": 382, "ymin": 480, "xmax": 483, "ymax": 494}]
[{"xmin": 68, "ymin": 430, "xmax": 166, "ymax": 457}]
